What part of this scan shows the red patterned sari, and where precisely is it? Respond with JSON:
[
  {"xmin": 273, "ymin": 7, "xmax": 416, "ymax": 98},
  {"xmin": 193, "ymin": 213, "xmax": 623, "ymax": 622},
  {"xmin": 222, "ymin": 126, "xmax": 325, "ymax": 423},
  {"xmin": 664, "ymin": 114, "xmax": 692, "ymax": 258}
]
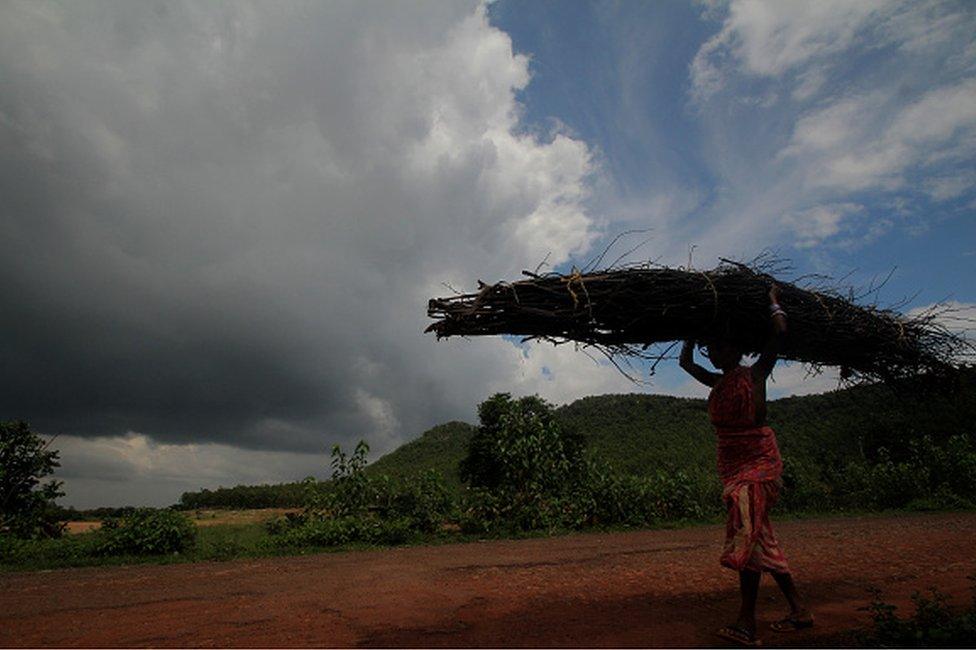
[{"xmin": 708, "ymin": 366, "xmax": 791, "ymax": 574}]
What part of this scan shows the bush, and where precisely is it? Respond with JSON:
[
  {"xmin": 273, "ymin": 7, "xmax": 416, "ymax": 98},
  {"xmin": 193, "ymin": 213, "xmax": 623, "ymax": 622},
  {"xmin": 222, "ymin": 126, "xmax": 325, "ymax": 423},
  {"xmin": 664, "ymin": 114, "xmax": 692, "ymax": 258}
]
[
  {"xmin": 271, "ymin": 515, "xmax": 415, "ymax": 548},
  {"xmin": 97, "ymin": 508, "xmax": 196, "ymax": 556},
  {"xmin": 778, "ymin": 456, "xmax": 832, "ymax": 512},
  {"xmin": 323, "ymin": 440, "xmax": 373, "ymax": 517},
  {"xmin": 266, "ymin": 443, "xmax": 455, "ymax": 547},
  {"xmin": 373, "ymin": 470, "xmax": 456, "ymax": 533},
  {"xmin": 830, "ymin": 435, "xmax": 976, "ymax": 511},
  {"xmin": 862, "ymin": 583, "xmax": 976, "ymax": 647},
  {"xmin": 0, "ymin": 531, "xmax": 102, "ymax": 567}
]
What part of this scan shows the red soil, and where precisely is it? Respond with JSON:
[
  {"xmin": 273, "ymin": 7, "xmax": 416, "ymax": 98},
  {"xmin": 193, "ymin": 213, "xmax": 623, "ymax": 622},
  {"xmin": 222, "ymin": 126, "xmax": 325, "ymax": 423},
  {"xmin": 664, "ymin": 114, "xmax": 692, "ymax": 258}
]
[{"xmin": 2, "ymin": 512, "xmax": 974, "ymax": 647}]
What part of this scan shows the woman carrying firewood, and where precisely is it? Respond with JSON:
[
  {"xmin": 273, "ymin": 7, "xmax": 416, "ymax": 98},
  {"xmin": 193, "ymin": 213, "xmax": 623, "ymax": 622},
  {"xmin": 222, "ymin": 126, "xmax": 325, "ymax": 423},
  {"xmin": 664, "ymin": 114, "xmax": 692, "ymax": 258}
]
[{"xmin": 679, "ymin": 284, "xmax": 813, "ymax": 647}]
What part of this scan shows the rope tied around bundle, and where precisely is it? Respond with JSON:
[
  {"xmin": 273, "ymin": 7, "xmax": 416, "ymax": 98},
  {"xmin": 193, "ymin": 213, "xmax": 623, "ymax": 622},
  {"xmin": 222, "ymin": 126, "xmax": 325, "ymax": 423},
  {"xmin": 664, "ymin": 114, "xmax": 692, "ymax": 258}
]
[{"xmin": 563, "ymin": 267, "xmax": 584, "ymax": 309}]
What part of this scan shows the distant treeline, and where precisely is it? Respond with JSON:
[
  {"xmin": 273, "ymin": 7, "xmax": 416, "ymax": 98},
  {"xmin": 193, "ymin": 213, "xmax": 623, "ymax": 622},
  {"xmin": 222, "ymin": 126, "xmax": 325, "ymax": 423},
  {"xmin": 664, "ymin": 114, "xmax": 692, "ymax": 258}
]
[
  {"xmin": 53, "ymin": 506, "xmax": 143, "ymax": 521},
  {"xmin": 174, "ymin": 367, "xmax": 976, "ymax": 512},
  {"xmin": 176, "ymin": 481, "xmax": 316, "ymax": 510}
]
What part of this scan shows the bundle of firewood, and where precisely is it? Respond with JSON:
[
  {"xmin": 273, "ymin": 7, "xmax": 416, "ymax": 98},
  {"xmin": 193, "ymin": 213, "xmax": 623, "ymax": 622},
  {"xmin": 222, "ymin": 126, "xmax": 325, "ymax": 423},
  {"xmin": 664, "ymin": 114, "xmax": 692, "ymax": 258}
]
[{"xmin": 426, "ymin": 259, "xmax": 971, "ymax": 383}]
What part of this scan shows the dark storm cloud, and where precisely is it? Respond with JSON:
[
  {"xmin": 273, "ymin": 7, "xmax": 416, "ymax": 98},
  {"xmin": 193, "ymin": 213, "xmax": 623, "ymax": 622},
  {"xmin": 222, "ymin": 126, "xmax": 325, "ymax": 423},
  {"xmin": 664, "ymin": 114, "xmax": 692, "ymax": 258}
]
[{"xmin": 0, "ymin": 1, "xmax": 600, "ymax": 461}]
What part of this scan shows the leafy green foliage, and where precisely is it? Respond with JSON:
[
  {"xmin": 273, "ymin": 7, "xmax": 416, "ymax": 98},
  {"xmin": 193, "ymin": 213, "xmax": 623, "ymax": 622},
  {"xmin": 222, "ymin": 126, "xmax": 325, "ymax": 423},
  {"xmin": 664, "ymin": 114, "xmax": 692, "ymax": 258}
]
[
  {"xmin": 97, "ymin": 508, "xmax": 197, "ymax": 556},
  {"xmin": 862, "ymin": 582, "xmax": 976, "ymax": 647},
  {"xmin": 1, "ymin": 528, "xmax": 103, "ymax": 567},
  {"xmin": 457, "ymin": 393, "xmax": 587, "ymax": 533},
  {"xmin": 270, "ymin": 515, "xmax": 415, "ymax": 547},
  {"xmin": 830, "ymin": 435, "xmax": 976, "ymax": 511},
  {"xmin": 266, "ymin": 442, "xmax": 455, "ymax": 547},
  {"xmin": 460, "ymin": 393, "xmax": 587, "ymax": 491},
  {"xmin": 457, "ymin": 395, "xmax": 708, "ymax": 534},
  {"xmin": 0, "ymin": 420, "xmax": 65, "ymax": 539}
]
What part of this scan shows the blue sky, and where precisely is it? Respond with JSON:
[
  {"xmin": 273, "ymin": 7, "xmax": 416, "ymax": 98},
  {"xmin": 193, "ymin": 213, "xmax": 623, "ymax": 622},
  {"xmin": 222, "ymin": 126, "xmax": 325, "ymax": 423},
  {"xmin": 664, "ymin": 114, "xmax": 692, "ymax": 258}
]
[
  {"xmin": 487, "ymin": 0, "xmax": 976, "ymax": 397},
  {"xmin": 488, "ymin": 1, "xmax": 974, "ymax": 299},
  {"xmin": 1, "ymin": 1, "xmax": 973, "ymax": 506}
]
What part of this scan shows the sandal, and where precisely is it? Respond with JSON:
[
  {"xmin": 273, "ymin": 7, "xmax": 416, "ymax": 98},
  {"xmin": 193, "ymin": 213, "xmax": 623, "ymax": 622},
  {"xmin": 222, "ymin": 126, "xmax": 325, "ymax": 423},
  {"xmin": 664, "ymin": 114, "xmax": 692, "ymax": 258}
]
[
  {"xmin": 770, "ymin": 614, "xmax": 814, "ymax": 632},
  {"xmin": 716, "ymin": 625, "xmax": 762, "ymax": 647}
]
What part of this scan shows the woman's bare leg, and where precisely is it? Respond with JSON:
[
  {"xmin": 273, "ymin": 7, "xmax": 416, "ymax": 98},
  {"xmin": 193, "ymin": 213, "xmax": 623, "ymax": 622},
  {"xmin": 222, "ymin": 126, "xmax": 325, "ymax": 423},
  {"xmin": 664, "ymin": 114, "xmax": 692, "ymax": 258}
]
[
  {"xmin": 771, "ymin": 571, "xmax": 811, "ymax": 620},
  {"xmin": 735, "ymin": 569, "xmax": 761, "ymax": 634}
]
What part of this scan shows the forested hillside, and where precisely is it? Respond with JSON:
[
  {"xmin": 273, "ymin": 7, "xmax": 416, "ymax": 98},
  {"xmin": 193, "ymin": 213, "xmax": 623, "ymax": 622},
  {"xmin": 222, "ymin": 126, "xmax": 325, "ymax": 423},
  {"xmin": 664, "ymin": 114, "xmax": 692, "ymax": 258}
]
[
  {"xmin": 365, "ymin": 421, "xmax": 476, "ymax": 489},
  {"xmin": 369, "ymin": 369, "xmax": 975, "ymax": 477},
  {"xmin": 178, "ymin": 368, "xmax": 976, "ymax": 509}
]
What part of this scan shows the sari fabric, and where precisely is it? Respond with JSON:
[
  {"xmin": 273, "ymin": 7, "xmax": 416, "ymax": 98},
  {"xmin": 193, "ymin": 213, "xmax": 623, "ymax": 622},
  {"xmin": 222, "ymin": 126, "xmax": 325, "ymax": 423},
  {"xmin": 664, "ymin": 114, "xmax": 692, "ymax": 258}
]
[{"xmin": 708, "ymin": 366, "xmax": 791, "ymax": 574}]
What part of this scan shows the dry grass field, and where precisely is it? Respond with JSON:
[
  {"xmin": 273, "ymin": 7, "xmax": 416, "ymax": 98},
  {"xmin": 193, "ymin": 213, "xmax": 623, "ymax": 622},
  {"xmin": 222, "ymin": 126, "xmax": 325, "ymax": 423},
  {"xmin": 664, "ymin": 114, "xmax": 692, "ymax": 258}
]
[{"xmin": 63, "ymin": 508, "xmax": 299, "ymax": 534}]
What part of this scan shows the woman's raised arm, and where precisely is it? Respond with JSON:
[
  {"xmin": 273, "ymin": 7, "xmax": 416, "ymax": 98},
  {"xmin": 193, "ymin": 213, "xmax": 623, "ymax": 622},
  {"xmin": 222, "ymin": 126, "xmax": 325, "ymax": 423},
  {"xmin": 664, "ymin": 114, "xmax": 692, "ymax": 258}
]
[
  {"xmin": 680, "ymin": 339, "xmax": 721, "ymax": 387},
  {"xmin": 753, "ymin": 284, "xmax": 787, "ymax": 381}
]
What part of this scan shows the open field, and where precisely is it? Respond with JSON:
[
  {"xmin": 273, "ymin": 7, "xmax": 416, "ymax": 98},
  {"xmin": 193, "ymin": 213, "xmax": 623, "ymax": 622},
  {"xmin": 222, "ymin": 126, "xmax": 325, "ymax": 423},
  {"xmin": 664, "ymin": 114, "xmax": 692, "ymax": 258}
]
[
  {"xmin": 63, "ymin": 508, "xmax": 298, "ymax": 535},
  {"xmin": 3, "ymin": 511, "xmax": 974, "ymax": 647}
]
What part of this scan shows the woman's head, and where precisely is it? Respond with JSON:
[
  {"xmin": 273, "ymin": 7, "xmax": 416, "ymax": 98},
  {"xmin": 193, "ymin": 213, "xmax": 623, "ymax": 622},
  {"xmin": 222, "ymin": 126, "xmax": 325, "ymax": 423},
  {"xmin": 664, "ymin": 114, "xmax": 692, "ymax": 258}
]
[{"xmin": 701, "ymin": 338, "xmax": 743, "ymax": 371}]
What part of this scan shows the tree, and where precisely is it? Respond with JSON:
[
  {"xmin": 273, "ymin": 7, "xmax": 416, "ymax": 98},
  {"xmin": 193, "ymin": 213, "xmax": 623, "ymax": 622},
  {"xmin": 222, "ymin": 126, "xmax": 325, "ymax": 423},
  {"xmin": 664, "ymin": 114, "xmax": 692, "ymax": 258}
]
[
  {"xmin": 0, "ymin": 420, "xmax": 65, "ymax": 538},
  {"xmin": 459, "ymin": 393, "xmax": 586, "ymax": 492}
]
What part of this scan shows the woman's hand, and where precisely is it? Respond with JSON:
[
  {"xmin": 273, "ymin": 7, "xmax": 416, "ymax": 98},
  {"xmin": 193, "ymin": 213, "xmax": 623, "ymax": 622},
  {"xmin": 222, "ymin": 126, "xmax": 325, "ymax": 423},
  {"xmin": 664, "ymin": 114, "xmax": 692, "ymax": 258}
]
[{"xmin": 769, "ymin": 283, "xmax": 781, "ymax": 305}]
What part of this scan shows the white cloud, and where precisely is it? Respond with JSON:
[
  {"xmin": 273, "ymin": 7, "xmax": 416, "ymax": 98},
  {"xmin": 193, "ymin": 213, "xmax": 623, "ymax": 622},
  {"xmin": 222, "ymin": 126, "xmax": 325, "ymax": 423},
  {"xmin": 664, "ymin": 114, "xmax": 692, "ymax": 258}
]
[
  {"xmin": 690, "ymin": 1, "xmax": 975, "ymax": 102},
  {"xmin": 486, "ymin": 340, "xmax": 639, "ymax": 406},
  {"xmin": 767, "ymin": 363, "xmax": 843, "ymax": 399},
  {"xmin": 54, "ymin": 433, "xmax": 325, "ymax": 508},
  {"xmin": 924, "ymin": 172, "xmax": 976, "ymax": 202},
  {"xmin": 691, "ymin": 0, "xmax": 891, "ymax": 102},
  {"xmin": 683, "ymin": 1, "xmax": 976, "ymax": 260},
  {"xmin": 791, "ymin": 68, "xmax": 827, "ymax": 102},
  {"xmin": 782, "ymin": 78, "xmax": 976, "ymax": 193},
  {"xmin": 782, "ymin": 203, "xmax": 861, "ymax": 249}
]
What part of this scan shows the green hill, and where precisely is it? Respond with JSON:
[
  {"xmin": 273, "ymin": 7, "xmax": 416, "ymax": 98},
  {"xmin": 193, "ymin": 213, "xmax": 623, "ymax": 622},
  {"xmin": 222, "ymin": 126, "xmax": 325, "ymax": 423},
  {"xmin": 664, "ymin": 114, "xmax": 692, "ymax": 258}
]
[
  {"xmin": 366, "ymin": 369, "xmax": 976, "ymax": 486},
  {"xmin": 365, "ymin": 421, "xmax": 476, "ymax": 489},
  {"xmin": 178, "ymin": 368, "xmax": 975, "ymax": 509}
]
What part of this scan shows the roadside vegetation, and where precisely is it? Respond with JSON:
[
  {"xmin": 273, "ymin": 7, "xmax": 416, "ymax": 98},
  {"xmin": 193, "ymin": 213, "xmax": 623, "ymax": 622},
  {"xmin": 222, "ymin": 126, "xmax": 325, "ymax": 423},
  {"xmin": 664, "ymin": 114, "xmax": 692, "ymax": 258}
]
[
  {"xmin": 861, "ymin": 581, "xmax": 976, "ymax": 647},
  {"xmin": 2, "ymin": 368, "xmax": 975, "ymax": 572}
]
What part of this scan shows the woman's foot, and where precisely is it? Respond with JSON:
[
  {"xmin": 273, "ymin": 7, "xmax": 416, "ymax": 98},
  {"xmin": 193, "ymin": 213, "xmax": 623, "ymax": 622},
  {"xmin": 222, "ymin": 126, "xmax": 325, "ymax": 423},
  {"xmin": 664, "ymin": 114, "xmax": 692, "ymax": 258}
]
[
  {"xmin": 716, "ymin": 624, "xmax": 762, "ymax": 647},
  {"xmin": 770, "ymin": 610, "xmax": 814, "ymax": 632}
]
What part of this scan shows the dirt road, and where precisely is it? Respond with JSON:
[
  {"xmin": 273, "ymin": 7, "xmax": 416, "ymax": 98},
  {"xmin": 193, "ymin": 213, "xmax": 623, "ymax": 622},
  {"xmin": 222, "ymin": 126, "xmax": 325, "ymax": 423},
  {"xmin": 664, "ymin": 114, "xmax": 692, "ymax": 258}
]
[{"xmin": 3, "ymin": 512, "xmax": 974, "ymax": 647}]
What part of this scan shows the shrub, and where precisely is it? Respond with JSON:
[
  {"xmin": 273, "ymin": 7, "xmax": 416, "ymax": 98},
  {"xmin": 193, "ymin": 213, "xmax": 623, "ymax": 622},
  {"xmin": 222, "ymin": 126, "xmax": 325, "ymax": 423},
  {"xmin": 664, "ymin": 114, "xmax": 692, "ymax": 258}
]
[
  {"xmin": 830, "ymin": 435, "xmax": 976, "ymax": 511},
  {"xmin": 373, "ymin": 470, "xmax": 455, "ymax": 533},
  {"xmin": 862, "ymin": 583, "xmax": 976, "ymax": 647},
  {"xmin": 271, "ymin": 515, "xmax": 415, "ymax": 547},
  {"xmin": 324, "ymin": 440, "xmax": 373, "ymax": 517},
  {"xmin": 97, "ymin": 508, "xmax": 196, "ymax": 556},
  {"xmin": 267, "ymin": 443, "xmax": 455, "ymax": 547},
  {"xmin": 0, "ymin": 531, "xmax": 102, "ymax": 567},
  {"xmin": 457, "ymin": 487, "xmax": 505, "ymax": 534},
  {"xmin": 778, "ymin": 456, "xmax": 831, "ymax": 512}
]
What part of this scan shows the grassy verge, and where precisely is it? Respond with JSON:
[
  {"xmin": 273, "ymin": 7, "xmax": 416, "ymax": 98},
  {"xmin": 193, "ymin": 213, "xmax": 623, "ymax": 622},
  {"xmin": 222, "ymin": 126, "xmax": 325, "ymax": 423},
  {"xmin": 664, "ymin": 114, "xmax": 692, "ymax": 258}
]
[{"xmin": 3, "ymin": 506, "xmax": 972, "ymax": 574}]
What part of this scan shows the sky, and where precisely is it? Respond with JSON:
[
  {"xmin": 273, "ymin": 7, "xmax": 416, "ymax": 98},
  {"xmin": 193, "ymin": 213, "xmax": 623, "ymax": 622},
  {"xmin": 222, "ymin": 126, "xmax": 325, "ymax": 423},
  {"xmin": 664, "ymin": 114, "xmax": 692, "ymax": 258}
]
[{"xmin": 1, "ymin": 0, "xmax": 973, "ymax": 508}]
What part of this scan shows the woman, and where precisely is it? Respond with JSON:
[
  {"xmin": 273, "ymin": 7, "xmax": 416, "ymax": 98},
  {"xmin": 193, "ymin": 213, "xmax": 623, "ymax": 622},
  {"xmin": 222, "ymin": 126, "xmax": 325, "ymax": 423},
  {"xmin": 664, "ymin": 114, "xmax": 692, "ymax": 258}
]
[{"xmin": 679, "ymin": 284, "xmax": 813, "ymax": 647}]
